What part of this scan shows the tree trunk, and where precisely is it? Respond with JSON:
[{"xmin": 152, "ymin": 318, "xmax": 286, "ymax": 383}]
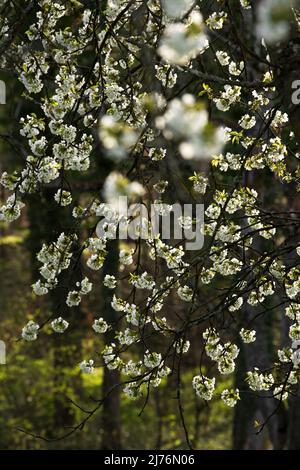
[{"xmin": 101, "ymin": 239, "xmax": 122, "ymax": 450}]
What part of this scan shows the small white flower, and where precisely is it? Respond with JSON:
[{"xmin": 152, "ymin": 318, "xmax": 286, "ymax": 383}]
[
  {"xmin": 156, "ymin": 94, "xmax": 226, "ymax": 160},
  {"xmin": 256, "ymin": 0, "xmax": 292, "ymax": 44},
  {"xmin": 54, "ymin": 189, "xmax": 72, "ymax": 206},
  {"xmin": 175, "ymin": 339, "xmax": 190, "ymax": 354},
  {"xmin": 289, "ymin": 322, "xmax": 300, "ymax": 341},
  {"xmin": 206, "ymin": 11, "xmax": 227, "ymax": 30},
  {"xmin": 103, "ymin": 274, "xmax": 117, "ymax": 289},
  {"xmin": 111, "ymin": 295, "xmax": 126, "ymax": 312},
  {"xmin": 240, "ymin": 0, "xmax": 251, "ymax": 8},
  {"xmin": 66, "ymin": 290, "xmax": 82, "ymax": 307},
  {"xmin": 32, "ymin": 280, "xmax": 48, "ymax": 296},
  {"xmin": 189, "ymin": 172, "xmax": 209, "ymax": 194},
  {"xmin": 192, "ymin": 375, "xmax": 215, "ymax": 400},
  {"xmin": 99, "ymin": 115, "xmax": 138, "ymax": 159},
  {"xmin": 274, "ymin": 385, "xmax": 289, "ymax": 401},
  {"xmin": 246, "ymin": 369, "xmax": 274, "ymax": 391},
  {"xmin": 119, "ymin": 249, "xmax": 134, "ymax": 266},
  {"xmin": 178, "ymin": 215, "xmax": 193, "ymax": 230},
  {"xmin": 158, "ymin": 11, "xmax": 208, "ymax": 65},
  {"xmin": 80, "ymin": 359, "xmax": 94, "ymax": 374},
  {"xmin": 79, "ymin": 277, "xmax": 93, "ymax": 295},
  {"xmin": 221, "ymin": 388, "xmax": 240, "ymax": 407},
  {"xmin": 123, "ymin": 383, "xmax": 142, "ymax": 400},
  {"xmin": 239, "ymin": 114, "xmax": 256, "ymax": 130},
  {"xmin": 228, "ymin": 296, "xmax": 243, "ymax": 312},
  {"xmin": 161, "ymin": 0, "xmax": 194, "ymax": 18}
]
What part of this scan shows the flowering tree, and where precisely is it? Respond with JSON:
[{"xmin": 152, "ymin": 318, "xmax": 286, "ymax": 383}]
[{"xmin": 1, "ymin": 0, "xmax": 300, "ymax": 448}]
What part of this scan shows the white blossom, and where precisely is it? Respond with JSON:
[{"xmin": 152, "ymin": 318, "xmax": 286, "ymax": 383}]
[
  {"xmin": 161, "ymin": 0, "xmax": 194, "ymax": 18},
  {"xmin": 240, "ymin": 328, "xmax": 256, "ymax": 344},
  {"xmin": 92, "ymin": 318, "xmax": 109, "ymax": 334},
  {"xmin": 103, "ymin": 274, "xmax": 117, "ymax": 289},
  {"xmin": 256, "ymin": 0, "xmax": 294, "ymax": 44},
  {"xmin": 221, "ymin": 388, "xmax": 240, "ymax": 407},
  {"xmin": 192, "ymin": 375, "xmax": 215, "ymax": 400},
  {"xmin": 158, "ymin": 11, "xmax": 208, "ymax": 65}
]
